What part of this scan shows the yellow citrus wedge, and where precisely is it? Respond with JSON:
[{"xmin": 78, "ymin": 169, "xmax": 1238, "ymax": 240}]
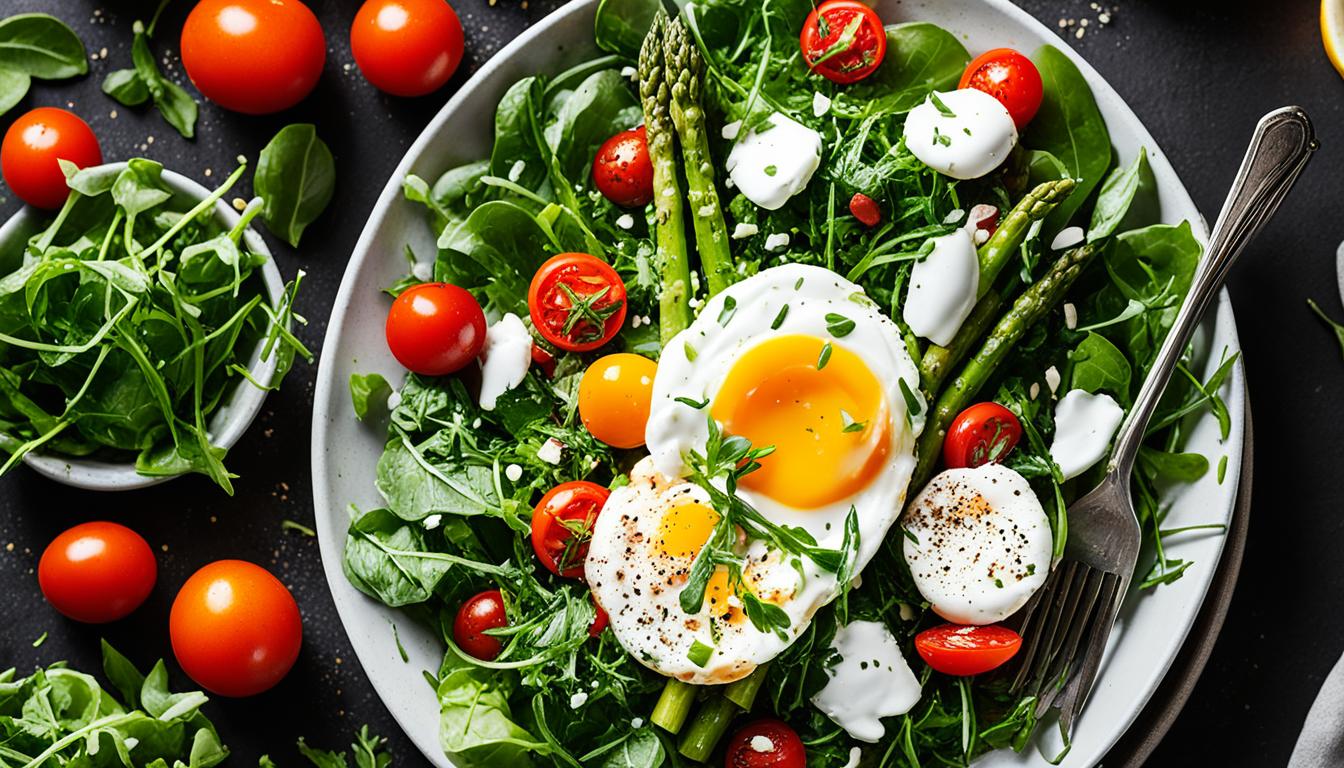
[{"xmin": 1324, "ymin": 0, "xmax": 1344, "ymax": 78}]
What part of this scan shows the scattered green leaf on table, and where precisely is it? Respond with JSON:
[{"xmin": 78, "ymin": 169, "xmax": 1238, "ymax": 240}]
[
  {"xmin": 0, "ymin": 65, "xmax": 30, "ymax": 116},
  {"xmin": 102, "ymin": 19, "xmax": 199, "ymax": 138},
  {"xmin": 255, "ymin": 123, "xmax": 337, "ymax": 247},
  {"xmin": 0, "ymin": 13, "xmax": 88, "ymax": 79}
]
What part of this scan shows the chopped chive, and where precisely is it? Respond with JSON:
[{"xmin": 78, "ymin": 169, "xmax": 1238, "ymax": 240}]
[
  {"xmin": 1217, "ymin": 455, "xmax": 1228, "ymax": 484},
  {"xmin": 770, "ymin": 304, "xmax": 789, "ymax": 330},
  {"xmin": 994, "ymin": 578, "xmax": 1004, "ymax": 589},
  {"xmin": 817, "ymin": 342, "xmax": 833, "ymax": 370},
  {"xmin": 32, "ymin": 631, "xmax": 47, "ymax": 648},
  {"xmin": 391, "ymin": 622, "xmax": 409, "ymax": 663},
  {"xmin": 684, "ymin": 341, "xmax": 699, "ymax": 361},
  {"xmin": 932, "ymin": 127, "xmax": 951, "ymax": 147},
  {"xmin": 898, "ymin": 378, "xmax": 922, "ymax": 417},
  {"xmin": 764, "ymin": 165, "xmax": 778, "ymax": 177},
  {"xmin": 825, "ymin": 312, "xmax": 855, "ymax": 337},
  {"xmin": 963, "ymin": 127, "xmax": 973, "ymax": 136},
  {"xmin": 841, "ymin": 409, "xmax": 866, "ymax": 433},
  {"xmin": 687, "ymin": 639, "xmax": 714, "ymax": 667},
  {"xmin": 929, "ymin": 92, "xmax": 957, "ymax": 118},
  {"xmin": 794, "ymin": 277, "xmax": 804, "ymax": 290},
  {"xmin": 281, "ymin": 519, "xmax": 316, "ymax": 537},
  {"xmin": 676, "ymin": 396, "xmax": 710, "ymax": 409},
  {"xmin": 1026, "ymin": 563, "xmax": 1037, "ymax": 576},
  {"xmin": 717, "ymin": 295, "xmax": 738, "ymax": 326}
]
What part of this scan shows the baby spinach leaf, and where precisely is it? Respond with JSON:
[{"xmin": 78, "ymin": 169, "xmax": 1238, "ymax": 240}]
[
  {"xmin": 1088, "ymin": 148, "xmax": 1158, "ymax": 242},
  {"xmin": 102, "ymin": 66, "xmax": 149, "ymax": 105},
  {"xmin": 594, "ymin": 0, "xmax": 660, "ymax": 57},
  {"xmin": 545, "ymin": 69, "xmax": 640, "ymax": 183},
  {"xmin": 255, "ymin": 123, "xmax": 337, "ymax": 248},
  {"xmin": 489, "ymin": 77, "xmax": 550, "ymax": 192},
  {"xmin": 0, "ymin": 65, "xmax": 29, "ymax": 116},
  {"xmin": 437, "ymin": 658, "xmax": 547, "ymax": 768},
  {"xmin": 343, "ymin": 507, "xmax": 456, "ymax": 606},
  {"xmin": 1024, "ymin": 45, "xmax": 1111, "ymax": 233},
  {"xmin": 376, "ymin": 432, "xmax": 499, "ymax": 520},
  {"xmin": 104, "ymin": 20, "xmax": 199, "ymax": 138},
  {"xmin": 351, "ymin": 372, "xmax": 392, "ymax": 421},
  {"xmin": 1137, "ymin": 447, "xmax": 1209, "ymax": 483},
  {"xmin": 597, "ymin": 729, "xmax": 665, "ymax": 768},
  {"xmin": 1069, "ymin": 332, "xmax": 1131, "ymax": 403},
  {"xmin": 832, "ymin": 23, "xmax": 969, "ymax": 116},
  {"xmin": 0, "ymin": 13, "xmax": 88, "ymax": 79},
  {"xmin": 437, "ymin": 200, "xmax": 556, "ymax": 315}
]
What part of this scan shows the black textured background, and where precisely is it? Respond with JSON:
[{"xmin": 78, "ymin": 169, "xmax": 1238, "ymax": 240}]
[{"xmin": 0, "ymin": 0, "xmax": 1340, "ymax": 764}]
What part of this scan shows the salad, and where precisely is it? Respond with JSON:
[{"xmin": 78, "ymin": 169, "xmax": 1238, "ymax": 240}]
[{"xmin": 342, "ymin": 1, "xmax": 1235, "ymax": 766}]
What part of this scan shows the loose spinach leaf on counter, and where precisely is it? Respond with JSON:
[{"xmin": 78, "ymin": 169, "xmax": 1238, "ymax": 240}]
[
  {"xmin": 255, "ymin": 123, "xmax": 337, "ymax": 247},
  {"xmin": 102, "ymin": 5, "xmax": 199, "ymax": 138},
  {"xmin": 0, "ymin": 65, "xmax": 30, "ymax": 116},
  {"xmin": 0, "ymin": 12, "xmax": 88, "ymax": 115}
]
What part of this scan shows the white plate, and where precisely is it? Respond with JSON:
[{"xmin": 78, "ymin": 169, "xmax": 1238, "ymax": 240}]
[{"xmin": 310, "ymin": 1, "xmax": 1245, "ymax": 765}]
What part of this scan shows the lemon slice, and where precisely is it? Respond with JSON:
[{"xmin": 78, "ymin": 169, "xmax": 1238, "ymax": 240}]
[{"xmin": 1324, "ymin": 0, "xmax": 1344, "ymax": 78}]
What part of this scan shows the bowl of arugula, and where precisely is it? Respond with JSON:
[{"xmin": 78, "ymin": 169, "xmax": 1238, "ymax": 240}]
[{"xmin": 0, "ymin": 158, "xmax": 307, "ymax": 493}]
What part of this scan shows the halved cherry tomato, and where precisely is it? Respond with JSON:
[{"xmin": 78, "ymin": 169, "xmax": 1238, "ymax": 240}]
[
  {"xmin": 38, "ymin": 522, "xmax": 156, "ymax": 623},
  {"xmin": 181, "ymin": 0, "xmax": 326, "ymax": 115},
  {"xmin": 943, "ymin": 402, "xmax": 1022, "ymax": 469},
  {"xmin": 454, "ymin": 589, "xmax": 508, "ymax": 660},
  {"xmin": 958, "ymin": 48, "xmax": 1044, "ymax": 129},
  {"xmin": 578, "ymin": 353, "xmax": 656, "ymax": 449},
  {"xmin": 593, "ymin": 126, "xmax": 654, "ymax": 208},
  {"xmin": 724, "ymin": 718, "xmax": 807, "ymax": 768},
  {"xmin": 351, "ymin": 0, "xmax": 464, "ymax": 97},
  {"xmin": 589, "ymin": 596, "xmax": 610, "ymax": 637},
  {"xmin": 1, "ymin": 107, "xmax": 102, "ymax": 209},
  {"xmin": 967, "ymin": 203, "xmax": 1001, "ymax": 238},
  {"xmin": 169, "ymin": 560, "xmax": 303, "ymax": 697},
  {"xmin": 528, "ymin": 253, "xmax": 627, "ymax": 352},
  {"xmin": 800, "ymin": 0, "xmax": 887, "ymax": 85},
  {"xmin": 531, "ymin": 343, "xmax": 557, "ymax": 378},
  {"xmin": 531, "ymin": 481, "xmax": 610, "ymax": 577},
  {"xmin": 915, "ymin": 623, "xmax": 1022, "ymax": 676},
  {"xmin": 849, "ymin": 192, "xmax": 881, "ymax": 227},
  {"xmin": 386, "ymin": 282, "xmax": 486, "ymax": 375}
]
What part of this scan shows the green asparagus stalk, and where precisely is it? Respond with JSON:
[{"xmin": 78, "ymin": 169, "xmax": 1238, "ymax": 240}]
[
  {"xmin": 664, "ymin": 16, "xmax": 736, "ymax": 298},
  {"xmin": 919, "ymin": 178, "xmax": 1076, "ymax": 395},
  {"xmin": 640, "ymin": 13, "xmax": 694, "ymax": 344},
  {"xmin": 678, "ymin": 695, "xmax": 738, "ymax": 762},
  {"xmin": 912, "ymin": 244, "xmax": 1100, "ymax": 488},
  {"xmin": 651, "ymin": 679, "xmax": 697, "ymax": 734},
  {"xmin": 723, "ymin": 666, "xmax": 768, "ymax": 710}
]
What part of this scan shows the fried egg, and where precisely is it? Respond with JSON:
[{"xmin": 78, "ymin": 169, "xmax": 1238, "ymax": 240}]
[
  {"xmin": 902, "ymin": 464, "xmax": 1051, "ymax": 625},
  {"xmin": 586, "ymin": 264, "xmax": 924, "ymax": 683}
]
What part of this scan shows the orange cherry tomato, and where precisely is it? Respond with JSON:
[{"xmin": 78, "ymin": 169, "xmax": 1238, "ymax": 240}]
[
  {"xmin": 169, "ymin": 560, "xmax": 303, "ymax": 697},
  {"xmin": 351, "ymin": 0, "xmax": 464, "ymax": 97},
  {"xmin": 943, "ymin": 402, "xmax": 1022, "ymax": 469},
  {"xmin": 454, "ymin": 589, "xmax": 508, "ymax": 660},
  {"xmin": 800, "ymin": 0, "xmax": 887, "ymax": 85},
  {"xmin": 849, "ymin": 192, "xmax": 881, "ymax": 227},
  {"xmin": 530, "ymin": 481, "xmax": 610, "ymax": 578},
  {"xmin": 181, "ymin": 0, "xmax": 326, "ymax": 114},
  {"xmin": 724, "ymin": 718, "xmax": 807, "ymax": 768},
  {"xmin": 958, "ymin": 48, "xmax": 1044, "ymax": 129},
  {"xmin": 1, "ymin": 107, "xmax": 102, "ymax": 209},
  {"xmin": 592, "ymin": 127, "xmax": 653, "ymax": 208},
  {"xmin": 578, "ymin": 353, "xmax": 656, "ymax": 449},
  {"xmin": 38, "ymin": 522, "xmax": 156, "ymax": 624},
  {"xmin": 528, "ymin": 253, "xmax": 627, "ymax": 352},
  {"xmin": 915, "ymin": 623, "xmax": 1022, "ymax": 676},
  {"xmin": 385, "ymin": 282, "xmax": 487, "ymax": 375}
]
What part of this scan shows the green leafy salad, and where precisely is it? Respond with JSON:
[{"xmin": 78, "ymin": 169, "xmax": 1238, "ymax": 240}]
[{"xmin": 342, "ymin": 1, "xmax": 1235, "ymax": 766}]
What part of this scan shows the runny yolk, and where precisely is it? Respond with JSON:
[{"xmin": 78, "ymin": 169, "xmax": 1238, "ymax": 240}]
[
  {"xmin": 655, "ymin": 502, "xmax": 746, "ymax": 621},
  {"xmin": 712, "ymin": 334, "xmax": 891, "ymax": 509}
]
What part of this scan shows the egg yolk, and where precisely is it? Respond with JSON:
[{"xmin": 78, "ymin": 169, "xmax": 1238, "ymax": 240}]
[
  {"xmin": 579, "ymin": 353, "xmax": 657, "ymax": 449},
  {"xmin": 712, "ymin": 335, "xmax": 891, "ymax": 509},
  {"xmin": 656, "ymin": 502, "xmax": 746, "ymax": 622}
]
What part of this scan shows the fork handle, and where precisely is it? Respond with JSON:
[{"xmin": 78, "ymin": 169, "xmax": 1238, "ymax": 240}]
[{"xmin": 1108, "ymin": 106, "xmax": 1317, "ymax": 476}]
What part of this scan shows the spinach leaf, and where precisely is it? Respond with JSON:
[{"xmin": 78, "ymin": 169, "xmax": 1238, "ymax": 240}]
[
  {"xmin": 1088, "ymin": 148, "xmax": 1158, "ymax": 242},
  {"xmin": 597, "ymin": 729, "xmax": 665, "ymax": 768},
  {"xmin": 343, "ymin": 507, "xmax": 458, "ymax": 606},
  {"xmin": 544, "ymin": 69, "xmax": 640, "ymax": 183},
  {"xmin": 350, "ymin": 372, "xmax": 392, "ymax": 421},
  {"xmin": 1102, "ymin": 221, "xmax": 1202, "ymax": 367},
  {"xmin": 489, "ymin": 77, "xmax": 550, "ymax": 192},
  {"xmin": 1024, "ymin": 45, "xmax": 1111, "ymax": 233},
  {"xmin": 103, "ymin": 20, "xmax": 199, "ymax": 138},
  {"xmin": 0, "ymin": 65, "xmax": 29, "ymax": 116},
  {"xmin": 437, "ymin": 658, "xmax": 547, "ymax": 768},
  {"xmin": 832, "ymin": 23, "xmax": 970, "ymax": 116},
  {"xmin": 437, "ymin": 200, "xmax": 556, "ymax": 315},
  {"xmin": 593, "ymin": 0, "xmax": 659, "ymax": 57},
  {"xmin": 1069, "ymin": 331, "xmax": 1131, "ymax": 403},
  {"xmin": 376, "ymin": 432, "xmax": 499, "ymax": 520},
  {"xmin": 0, "ymin": 13, "xmax": 88, "ymax": 79},
  {"xmin": 255, "ymin": 123, "xmax": 337, "ymax": 247},
  {"xmin": 1137, "ymin": 447, "xmax": 1209, "ymax": 483}
]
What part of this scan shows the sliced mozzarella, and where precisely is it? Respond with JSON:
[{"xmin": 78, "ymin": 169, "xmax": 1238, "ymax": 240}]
[
  {"xmin": 726, "ymin": 112, "xmax": 822, "ymax": 211},
  {"xmin": 903, "ymin": 89, "xmax": 1018, "ymax": 180},
  {"xmin": 1050, "ymin": 389, "xmax": 1125, "ymax": 479},
  {"xmin": 811, "ymin": 620, "xmax": 922, "ymax": 742},
  {"xmin": 903, "ymin": 228, "xmax": 979, "ymax": 346},
  {"xmin": 477, "ymin": 313, "xmax": 532, "ymax": 410},
  {"xmin": 903, "ymin": 464, "xmax": 1051, "ymax": 625}
]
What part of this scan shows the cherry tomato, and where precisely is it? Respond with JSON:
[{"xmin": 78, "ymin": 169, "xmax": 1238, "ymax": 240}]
[
  {"xmin": 170, "ymin": 560, "xmax": 303, "ymax": 697},
  {"xmin": 578, "ymin": 353, "xmax": 656, "ymax": 449},
  {"xmin": 528, "ymin": 253, "xmax": 627, "ymax": 352},
  {"xmin": 849, "ymin": 192, "xmax": 881, "ymax": 227},
  {"xmin": 181, "ymin": 0, "xmax": 326, "ymax": 114},
  {"xmin": 958, "ymin": 48, "xmax": 1044, "ymax": 129},
  {"xmin": 386, "ymin": 282, "xmax": 487, "ymax": 375},
  {"xmin": 531, "ymin": 343, "xmax": 557, "ymax": 378},
  {"xmin": 967, "ymin": 203, "xmax": 1000, "ymax": 239},
  {"xmin": 38, "ymin": 522, "xmax": 156, "ymax": 623},
  {"xmin": 1, "ymin": 108, "xmax": 102, "ymax": 210},
  {"xmin": 943, "ymin": 402, "xmax": 1022, "ymax": 469},
  {"xmin": 592, "ymin": 127, "xmax": 654, "ymax": 208},
  {"xmin": 589, "ymin": 596, "xmax": 609, "ymax": 637},
  {"xmin": 724, "ymin": 718, "xmax": 807, "ymax": 768},
  {"xmin": 915, "ymin": 623, "xmax": 1022, "ymax": 676},
  {"xmin": 531, "ymin": 481, "xmax": 610, "ymax": 577},
  {"xmin": 454, "ymin": 589, "xmax": 508, "ymax": 660},
  {"xmin": 800, "ymin": 0, "xmax": 887, "ymax": 85},
  {"xmin": 351, "ymin": 0, "xmax": 464, "ymax": 97}
]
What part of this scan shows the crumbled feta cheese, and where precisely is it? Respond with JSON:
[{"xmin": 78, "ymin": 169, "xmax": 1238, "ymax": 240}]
[
  {"xmin": 1045, "ymin": 365, "xmax": 1062, "ymax": 396},
  {"xmin": 750, "ymin": 735, "xmax": 775, "ymax": 753},
  {"xmin": 721, "ymin": 120, "xmax": 742, "ymax": 140},
  {"xmin": 943, "ymin": 208, "xmax": 966, "ymax": 225},
  {"xmin": 732, "ymin": 223, "xmax": 759, "ymax": 239},
  {"xmin": 1051, "ymin": 226, "xmax": 1085, "ymax": 250},
  {"xmin": 472, "ymin": 417, "xmax": 482, "ymax": 428},
  {"xmin": 697, "ymin": 204, "xmax": 715, "ymax": 217},
  {"xmin": 538, "ymin": 438, "xmax": 565, "ymax": 464},
  {"xmin": 973, "ymin": 228, "xmax": 990, "ymax": 245},
  {"xmin": 508, "ymin": 159, "xmax": 527, "ymax": 182},
  {"xmin": 812, "ymin": 91, "xmax": 832, "ymax": 117},
  {"xmin": 620, "ymin": 65, "xmax": 637, "ymax": 80},
  {"xmin": 898, "ymin": 602, "xmax": 916, "ymax": 621},
  {"xmin": 631, "ymin": 718, "xmax": 644, "ymax": 729},
  {"xmin": 1064, "ymin": 302, "xmax": 1078, "ymax": 330},
  {"xmin": 1030, "ymin": 382, "xmax": 1041, "ymax": 400},
  {"xmin": 423, "ymin": 514, "xmax": 442, "ymax": 530},
  {"xmin": 570, "ymin": 692, "xmax": 588, "ymax": 708},
  {"xmin": 631, "ymin": 314, "xmax": 642, "ymax": 328},
  {"xmin": 505, "ymin": 464, "xmax": 523, "ymax": 482},
  {"xmin": 386, "ymin": 390, "xmax": 402, "ymax": 410},
  {"xmin": 615, "ymin": 214, "xmax": 635, "ymax": 230},
  {"xmin": 764, "ymin": 233, "xmax": 790, "ymax": 251},
  {"xmin": 411, "ymin": 261, "xmax": 433, "ymax": 281}
]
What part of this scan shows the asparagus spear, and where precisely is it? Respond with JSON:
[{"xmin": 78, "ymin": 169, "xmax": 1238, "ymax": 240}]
[
  {"xmin": 919, "ymin": 178, "xmax": 1076, "ymax": 395},
  {"xmin": 912, "ymin": 243, "xmax": 1100, "ymax": 488},
  {"xmin": 678, "ymin": 695, "xmax": 738, "ymax": 762},
  {"xmin": 664, "ymin": 16, "xmax": 736, "ymax": 297},
  {"xmin": 651, "ymin": 678, "xmax": 697, "ymax": 733},
  {"xmin": 640, "ymin": 12, "xmax": 693, "ymax": 344}
]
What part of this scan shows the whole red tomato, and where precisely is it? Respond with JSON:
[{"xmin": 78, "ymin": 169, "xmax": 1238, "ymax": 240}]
[
  {"xmin": 527, "ymin": 253, "xmax": 627, "ymax": 352},
  {"xmin": 454, "ymin": 589, "xmax": 508, "ymax": 660},
  {"xmin": 170, "ymin": 560, "xmax": 303, "ymax": 697},
  {"xmin": 959, "ymin": 48, "xmax": 1044, "ymax": 129},
  {"xmin": 1, "ymin": 107, "xmax": 102, "ymax": 209},
  {"xmin": 592, "ymin": 127, "xmax": 653, "ymax": 208},
  {"xmin": 724, "ymin": 718, "xmax": 807, "ymax": 768},
  {"xmin": 385, "ymin": 282, "xmax": 487, "ymax": 375},
  {"xmin": 181, "ymin": 0, "xmax": 326, "ymax": 114},
  {"xmin": 38, "ymin": 522, "xmax": 156, "ymax": 623},
  {"xmin": 352, "ymin": 0, "xmax": 464, "ymax": 97}
]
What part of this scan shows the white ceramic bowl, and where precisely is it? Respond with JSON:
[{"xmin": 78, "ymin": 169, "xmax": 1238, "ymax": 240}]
[
  {"xmin": 311, "ymin": 1, "xmax": 1245, "ymax": 766},
  {"xmin": 0, "ymin": 163, "xmax": 285, "ymax": 491}
]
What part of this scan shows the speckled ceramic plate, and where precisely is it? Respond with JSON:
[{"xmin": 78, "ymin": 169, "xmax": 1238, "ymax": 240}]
[{"xmin": 310, "ymin": 1, "xmax": 1247, "ymax": 765}]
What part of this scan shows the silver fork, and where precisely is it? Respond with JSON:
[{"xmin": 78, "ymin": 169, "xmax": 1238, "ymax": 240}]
[{"xmin": 1008, "ymin": 106, "xmax": 1317, "ymax": 734}]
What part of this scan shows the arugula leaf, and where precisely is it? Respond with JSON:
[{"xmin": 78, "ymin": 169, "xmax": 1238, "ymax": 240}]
[{"xmin": 255, "ymin": 124, "xmax": 337, "ymax": 247}]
